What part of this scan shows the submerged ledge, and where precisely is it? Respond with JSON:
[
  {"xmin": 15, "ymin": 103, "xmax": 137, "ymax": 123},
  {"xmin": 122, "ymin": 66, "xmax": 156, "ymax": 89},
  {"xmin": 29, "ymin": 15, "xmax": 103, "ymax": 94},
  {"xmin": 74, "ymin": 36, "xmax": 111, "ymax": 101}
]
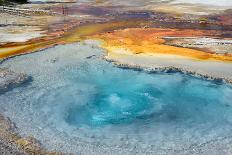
[
  {"xmin": 111, "ymin": 61, "xmax": 231, "ymax": 85},
  {"xmin": 102, "ymin": 48, "xmax": 232, "ymax": 85}
]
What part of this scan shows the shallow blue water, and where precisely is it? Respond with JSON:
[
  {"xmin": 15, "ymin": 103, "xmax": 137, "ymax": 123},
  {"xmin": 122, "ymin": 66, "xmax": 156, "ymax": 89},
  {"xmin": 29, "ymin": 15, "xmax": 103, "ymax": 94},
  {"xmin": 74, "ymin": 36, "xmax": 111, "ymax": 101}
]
[{"xmin": 1, "ymin": 43, "xmax": 232, "ymax": 154}]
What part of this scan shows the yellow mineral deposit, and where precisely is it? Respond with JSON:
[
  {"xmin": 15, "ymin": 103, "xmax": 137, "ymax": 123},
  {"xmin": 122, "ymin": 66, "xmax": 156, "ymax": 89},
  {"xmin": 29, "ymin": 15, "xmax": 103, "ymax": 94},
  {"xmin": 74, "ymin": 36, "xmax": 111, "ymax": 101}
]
[
  {"xmin": 93, "ymin": 28, "xmax": 232, "ymax": 62},
  {"xmin": 0, "ymin": 20, "xmax": 232, "ymax": 63}
]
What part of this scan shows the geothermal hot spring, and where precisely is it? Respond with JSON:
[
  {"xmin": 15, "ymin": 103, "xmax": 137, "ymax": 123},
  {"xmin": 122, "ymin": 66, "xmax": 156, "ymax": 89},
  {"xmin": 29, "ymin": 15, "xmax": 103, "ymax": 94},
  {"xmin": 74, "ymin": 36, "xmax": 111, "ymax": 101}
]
[{"xmin": 1, "ymin": 42, "xmax": 232, "ymax": 154}]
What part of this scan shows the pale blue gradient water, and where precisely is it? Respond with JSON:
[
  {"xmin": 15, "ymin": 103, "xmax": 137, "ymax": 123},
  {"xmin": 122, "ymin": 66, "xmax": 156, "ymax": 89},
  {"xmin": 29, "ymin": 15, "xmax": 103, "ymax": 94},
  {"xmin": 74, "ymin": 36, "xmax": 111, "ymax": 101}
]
[{"xmin": 0, "ymin": 43, "xmax": 232, "ymax": 154}]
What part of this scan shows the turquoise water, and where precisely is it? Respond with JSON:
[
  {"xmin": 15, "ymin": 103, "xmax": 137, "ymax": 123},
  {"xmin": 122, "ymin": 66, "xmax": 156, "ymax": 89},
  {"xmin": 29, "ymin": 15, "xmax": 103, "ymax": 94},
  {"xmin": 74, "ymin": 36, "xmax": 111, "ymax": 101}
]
[
  {"xmin": 0, "ymin": 43, "xmax": 232, "ymax": 154},
  {"xmin": 64, "ymin": 63, "xmax": 230, "ymax": 128}
]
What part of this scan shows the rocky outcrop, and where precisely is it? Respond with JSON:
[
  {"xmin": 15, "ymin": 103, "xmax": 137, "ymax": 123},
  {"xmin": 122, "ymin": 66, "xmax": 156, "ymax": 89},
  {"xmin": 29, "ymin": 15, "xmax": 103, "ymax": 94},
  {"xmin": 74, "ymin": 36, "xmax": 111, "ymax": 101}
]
[
  {"xmin": 0, "ymin": 115, "xmax": 26, "ymax": 155},
  {"xmin": 0, "ymin": 114, "xmax": 64, "ymax": 155},
  {"xmin": 0, "ymin": 68, "xmax": 30, "ymax": 93}
]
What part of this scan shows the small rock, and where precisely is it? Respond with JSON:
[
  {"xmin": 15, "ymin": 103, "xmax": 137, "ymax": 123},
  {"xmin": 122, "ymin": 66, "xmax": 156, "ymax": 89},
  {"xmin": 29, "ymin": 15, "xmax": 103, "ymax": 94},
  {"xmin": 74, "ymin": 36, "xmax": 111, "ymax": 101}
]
[{"xmin": 0, "ymin": 68, "xmax": 29, "ymax": 93}]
